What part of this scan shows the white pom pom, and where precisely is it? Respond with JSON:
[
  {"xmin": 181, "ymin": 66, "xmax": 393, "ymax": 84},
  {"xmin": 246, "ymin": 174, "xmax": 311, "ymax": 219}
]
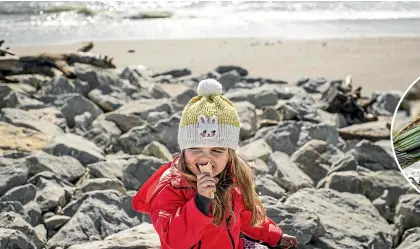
[{"xmin": 197, "ymin": 79, "xmax": 223, "ymax": 96}]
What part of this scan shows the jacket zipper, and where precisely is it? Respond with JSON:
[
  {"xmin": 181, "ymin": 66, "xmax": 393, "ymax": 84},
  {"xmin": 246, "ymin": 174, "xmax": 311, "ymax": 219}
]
[{"xmin": 226, "ymin": 216, "xmax": 235, "ymax": 249}]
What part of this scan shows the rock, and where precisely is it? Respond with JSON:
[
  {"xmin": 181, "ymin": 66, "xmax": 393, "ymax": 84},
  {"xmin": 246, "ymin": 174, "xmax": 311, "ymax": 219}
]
[
  {"xmin": 291, "ymin": 140, "xmax": 344, "ymax": 184},
  {"xmin": 0, "ymin": 228, "xmax": 36, "ymax": 249},
  {"xmin": 2, "ymin": 91, "xmax": 46, "ymax": 109},
  {"xmin": 225, "ymin": 87, "xmax": 277, "ymax": 108},
  {"xmin": 148, "ymin": 83, "xmax": 170, "ymax": 99},
  {"xmin": 34, "ymin": 224, "xmax": 47, "ymax": 246},
  {"xmin": 43, "ymin": 212, "xmax": 55, "ymax": 221},
  {"xmin": 246, "ymin": 158, "xmax": 269, "ymax": 175},
  {"xmin": 83, "ymin": 119, "xmax": 122, "ymax": 150},
  {"xmin": 80, "ymin": 178, "xmax": 126, "ymax": 194},
  {"xmin": 285, "ymin": 188, "xmax": 393, "ymax": 249},
  {"xmin": 172, "ymin": 88, "xmax": 196, "ymax": 106},
  {"xmin": 113, "ymin": 113, "xmax": 180, "ymax": 154},
  {"xmin": 87, "ymin": 159, "xmax": 128, "ymax": 180},
  {"xmin": 250, "ymin": 121, "xmax": 303, "ymax": 156},
  {"xmin": 268, "ymin": 84, "xmax": 305, "ymax": 100},
  {"xmin": 394, "ymin": 194, "xmax": 420, "ymax": 231},
  {"xmin": 72, "ymin": 112, "xmax": 93, "ymax": 133},
  {"xmin": 297, "ymin": 122, "xmax": 342, "ymax": 149},
  {"xmin": 260, "ymin": 107, "xmax": 281, "ymax": 121},
  {"xmin": 44, "ymin": 215, "xmax": 71, "ymax": 231},
  {"xmin": 373, "ymin": 195, "xmax": 393, "ymax": 221},
  {"xmin": 316, "ymin": 109, "xmax": 347, "ymax": 128},
  {"xmin": 26, "ymin": 107, "xmax": 67, "ymax": 130},
  {"xmin": 277, "ymin": 92, "xmax": 320, "ymax": 123},
  {"xmin": 214, "ymin": 65, "xmax": 248, "ymax": 76},
  {"xmin": 28, "ymin": 174, "xmax": 68, "ymax": 212},
  {"xmin": 146, "ymin": 111, "xmax": 170, "ymax": 123},
  {"xmin": 43, "ymin": 93, "xmax": 104, "ymax": 128},
  {"xmin": 153, "ymin": 68, "xmax": 191, "ymax": 78},
  {"xmin": 35, "ymin": 76, "xmax": 90, "ymax": 98},
  {"xmin": 7, "ymin": 74, "xmax": 50, "ymax": 89},
  {"xmin": 0, "ymin": 184, "xmax": 36, "ymax": 205},
  {"xmin": 66, "ymin": 222, "xmax": 160, "ymax": 249},
  {"xmin": 338, "ymin": 120, "xmax": 391, "ymax": 142},
  {"xmin": 74, "ymin": 65, "xmax": 137, "ymax": 94},
  {"xmin": 122, "ymin": 155, "xmax": 166, "ymax": 190},
  {"xmin": 0, "ymin": 122, "xmax": 52, "ymax": 153},
  {"xmin": 366, "ymin": 232, "xmax": 393, "ymax": 249},
  {"xmin": 0, "ymin": 108, "xmax": 64, "ymax": 136},
  {"xmin": 218, "ymin": 70, "xmax": 241, "ymax": 91},
  {"xmin": 100, "ymin": 98, "xmax": 171, "ymax": 133},
  {"xmin": 267, "ymin": 152, "xmax": 314, "ymax": 192},
  {"xmin": 397, "ymin": 227, "xmax": 420, "ymax": 249},
  {"xmin": 43, "ymin": 133, "xmax": 105, "ymax": 165},
  {"xmin": 326, "ymin": 170, "xmax": 411, "ymax": 209},
  {"xmin": 352, "ymin": 140, "xmax": 399, "ymax": 171},
  {"xmin": 0, "ymin": 201, "xmax": 27, "ymax": 221},
  {"xmin": 296, "ymin": 77, "xmax": 328, "ymax": 93},
  {"xmin": 319, "ymin": 81, "xmax": 365, "ymax": 125},
  {"xmin": 369, "ymin": 91, "xmax": 402, "ymax": 116},
  {"xmin": 23, "ymin": 201, "xmax": 42, "ymax": 227},
  {"xmin": 48, "ymin": 190, "xmax": 143, "ymax": 249},
  {"xmin": 374, "ymin": 139, "xmax": 394, "ymax": 157},
  {"xmin": 28, "ymin": 171, "xmax": 74, "ymax": 213},
  {"xmin": 141, "ymin": 141, "xmax": 173, "ymax": 162},
  {"xmin": 234, "ymin": 101, "xmax": 258, "ymax": 140},
  {"xmin": 238, "ymin": 139, "xmax": 272, "ymax": 163},
  {"xmin": 327, "ymin": 153, "xmax": 357, "ymax": 175},
  {"xmin": 0, "ymin": 212, "xmax": 45, "ymax": 249},
  {"xmin": 26, "ymin": 151, "xmax": 85, "ymax": 182},
  {"xmin": 119, "ymin": 65, "xmax": 153, "ymax": 89},
  {"xmin": 0, "ymin": 82, "xmax": 36, "ymax": 96},
  {"xmin": 255, "ymin": 175, "xmax": 286, "ymax": 198},
  {"xmin": 0, "ymin": 158, "xmax": 28, "ymax": 196},
  {"xmin": 88, "ymin": 84, "xmax": 132, "ymax": 112},
  {"xmin": 265, "ymin": 202, "xmax": 326, "ymax": 245}
]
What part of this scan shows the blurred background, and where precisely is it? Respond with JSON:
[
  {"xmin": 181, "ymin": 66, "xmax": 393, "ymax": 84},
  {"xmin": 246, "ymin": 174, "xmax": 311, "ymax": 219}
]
[{"xmin": 2, "ymin": 1, "xmax": 420, "ymax": 45}]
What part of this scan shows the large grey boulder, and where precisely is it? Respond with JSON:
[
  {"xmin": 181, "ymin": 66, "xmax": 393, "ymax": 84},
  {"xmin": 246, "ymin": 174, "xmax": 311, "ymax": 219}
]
[
  {"xmin": 285, "ymin": 188, "xmax": 393, "ymax": 249},
  {"xmin": 43, "ymin": 133, "xmax": 105, "ymax": 165},
  {"xmin": 47, "ymin": 190, "xmax": 143, "ymax": 249}
]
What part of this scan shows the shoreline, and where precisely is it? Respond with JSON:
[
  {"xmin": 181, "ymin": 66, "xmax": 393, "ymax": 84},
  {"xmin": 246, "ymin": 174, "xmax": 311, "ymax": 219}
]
[{"xmin": 10, "ymin": 36, "xmax": 420, "ymax": 96}]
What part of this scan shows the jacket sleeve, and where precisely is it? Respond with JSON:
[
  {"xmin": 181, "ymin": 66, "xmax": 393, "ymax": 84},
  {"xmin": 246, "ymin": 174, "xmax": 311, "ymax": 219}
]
[
  {"xmin": 150, "ymin": 186, "xmax": 213, "ymax": 248},
  {"xmin": 240, "ymin": 209, "xmax": 283, "ymax": 247}
]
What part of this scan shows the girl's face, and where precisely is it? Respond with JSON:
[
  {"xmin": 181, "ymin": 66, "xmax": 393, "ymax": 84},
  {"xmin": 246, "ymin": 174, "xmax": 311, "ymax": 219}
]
[{"xmin": 184, "ymin": 147, "xmax": 229, "ymax": 176}]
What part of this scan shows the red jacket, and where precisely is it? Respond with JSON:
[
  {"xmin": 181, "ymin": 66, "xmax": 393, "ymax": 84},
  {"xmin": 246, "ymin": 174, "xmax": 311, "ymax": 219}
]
[{"xmin": 132, "ymin": 158, "xmax": 283, "ymax": 249}]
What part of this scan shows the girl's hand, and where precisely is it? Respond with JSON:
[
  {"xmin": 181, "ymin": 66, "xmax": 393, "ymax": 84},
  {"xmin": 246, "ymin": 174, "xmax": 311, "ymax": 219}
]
[
  {"xmin": 278, "ymin": 233, "xmax": 298, "ymax": 248},
  {"xmin": 197, "ymin": 173, "xmax": 218, "ymax": 198}
]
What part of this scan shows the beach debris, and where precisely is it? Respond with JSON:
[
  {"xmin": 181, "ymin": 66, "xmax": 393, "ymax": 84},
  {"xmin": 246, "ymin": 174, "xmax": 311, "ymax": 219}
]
[
  {"xmin": 77, "ymin": 41, "xmax": 94, "ymax": 52},
  {"xmin": 0, "ymin": 42, "xmax": 115, "ymax": 80},
  {"xmin": 0, "ymin": 40, "xmax": 15, "ymax": 56}
]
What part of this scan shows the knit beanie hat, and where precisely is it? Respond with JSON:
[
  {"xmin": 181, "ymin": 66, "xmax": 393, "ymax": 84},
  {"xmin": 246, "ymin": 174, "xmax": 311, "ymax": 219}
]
[{"xmin": 178, "ymin": 79, "xmax": 241, "ymax": 151}]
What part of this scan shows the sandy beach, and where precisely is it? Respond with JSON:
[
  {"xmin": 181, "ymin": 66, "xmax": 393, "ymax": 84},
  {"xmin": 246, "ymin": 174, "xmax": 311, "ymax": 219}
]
[{"xmin": 12, "ymin": 37, "xmax": 420, "ymax": 96}]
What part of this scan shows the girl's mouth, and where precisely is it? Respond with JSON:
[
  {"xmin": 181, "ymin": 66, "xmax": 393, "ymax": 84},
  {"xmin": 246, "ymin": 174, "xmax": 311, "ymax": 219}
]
[{"xmin": 195, "ymin": 162, "xmax": 214, "ymax": 171}]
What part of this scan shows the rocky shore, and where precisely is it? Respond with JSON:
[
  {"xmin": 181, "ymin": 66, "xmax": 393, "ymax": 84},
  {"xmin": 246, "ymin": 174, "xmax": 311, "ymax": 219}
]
[{"xmin": 0, "ymin": 48, "xmax": 418, "ymax": 249}]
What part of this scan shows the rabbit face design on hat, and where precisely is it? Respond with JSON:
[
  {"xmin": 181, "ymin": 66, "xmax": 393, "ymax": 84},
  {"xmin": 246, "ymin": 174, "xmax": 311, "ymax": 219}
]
[{"xmin": 198, "ymin": 115, "xmax": 218, "ymax": 138}]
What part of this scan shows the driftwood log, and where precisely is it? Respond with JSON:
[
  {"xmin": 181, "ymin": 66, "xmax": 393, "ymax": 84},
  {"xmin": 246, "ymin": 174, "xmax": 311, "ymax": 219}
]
[{"xmin": 0, "ymin": 41, "xmax": 115, "ymax": 81}]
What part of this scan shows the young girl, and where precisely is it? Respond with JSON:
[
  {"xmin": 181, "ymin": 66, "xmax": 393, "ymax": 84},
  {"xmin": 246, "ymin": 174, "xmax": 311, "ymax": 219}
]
[{"xmin": 132, "ymin": 79, "xmax": 298, "ymax": 249}]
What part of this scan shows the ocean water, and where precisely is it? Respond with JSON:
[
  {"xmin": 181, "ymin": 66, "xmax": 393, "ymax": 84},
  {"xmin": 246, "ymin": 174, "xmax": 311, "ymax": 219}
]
[{"xmin": 1, "ymin": 1, "xmax": 420, "ymax": 45}]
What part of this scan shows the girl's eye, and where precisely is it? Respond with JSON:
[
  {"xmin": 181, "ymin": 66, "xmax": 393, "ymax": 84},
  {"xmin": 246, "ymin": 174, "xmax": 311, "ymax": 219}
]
[{"xmin": 212, "ymin": 150, "xmax": 224, "ymax": 154}]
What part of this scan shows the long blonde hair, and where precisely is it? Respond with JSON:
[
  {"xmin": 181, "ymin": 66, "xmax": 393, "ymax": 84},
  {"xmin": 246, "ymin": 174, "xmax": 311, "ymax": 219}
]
[{"xmin": 176, "ymin": 148, "xmax": 266, "ymax": 227}]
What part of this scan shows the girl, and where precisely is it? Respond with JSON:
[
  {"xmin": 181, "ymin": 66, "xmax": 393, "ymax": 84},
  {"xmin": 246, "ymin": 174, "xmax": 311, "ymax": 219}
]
[{"xmin": 132, "ymin": 79, "xmax": 298, "ymax": 249}]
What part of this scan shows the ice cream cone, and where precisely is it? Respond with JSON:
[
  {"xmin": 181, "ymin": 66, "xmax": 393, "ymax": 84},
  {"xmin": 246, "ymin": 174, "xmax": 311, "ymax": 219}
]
[{"xmin": 199, "ymin": 162, "xmax": 214, "ymax": 199}]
